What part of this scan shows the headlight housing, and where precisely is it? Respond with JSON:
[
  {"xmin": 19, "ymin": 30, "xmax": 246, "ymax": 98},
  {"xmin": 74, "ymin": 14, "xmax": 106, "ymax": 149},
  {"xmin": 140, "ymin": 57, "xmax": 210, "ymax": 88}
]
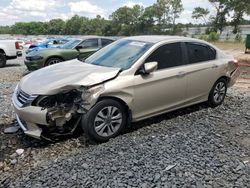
[{"xmin": 34, "ymin": 90, "xmax": 80, "ymax": 108}]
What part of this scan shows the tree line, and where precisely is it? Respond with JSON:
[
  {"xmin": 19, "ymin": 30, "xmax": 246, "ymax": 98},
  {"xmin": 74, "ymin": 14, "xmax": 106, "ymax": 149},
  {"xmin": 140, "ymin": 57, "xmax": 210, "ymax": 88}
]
[{"xmin": 0, "ymin": 0, "xmax": 249, "ymax": 36}]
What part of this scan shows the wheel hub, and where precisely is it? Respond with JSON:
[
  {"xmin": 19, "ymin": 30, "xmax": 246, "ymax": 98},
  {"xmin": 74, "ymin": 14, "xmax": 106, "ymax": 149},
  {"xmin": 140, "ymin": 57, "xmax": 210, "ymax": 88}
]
[{"xmin": 94, "ymin": 106, "xmax": 122, "ymax": 137}]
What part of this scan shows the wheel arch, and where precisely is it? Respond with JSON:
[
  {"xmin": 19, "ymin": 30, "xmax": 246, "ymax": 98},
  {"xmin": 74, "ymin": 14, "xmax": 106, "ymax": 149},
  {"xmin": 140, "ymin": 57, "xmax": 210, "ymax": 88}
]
[
  {"xmin": 44, "ymin": 56, "xmax": 65, "ymax": 66},
  {"xmin": 97, "ymin": 96, "xmax": 132, "ymax": 127},
  {"xmin": 217, "ymin": 75, "xmax": 231, "ymax": 85}
]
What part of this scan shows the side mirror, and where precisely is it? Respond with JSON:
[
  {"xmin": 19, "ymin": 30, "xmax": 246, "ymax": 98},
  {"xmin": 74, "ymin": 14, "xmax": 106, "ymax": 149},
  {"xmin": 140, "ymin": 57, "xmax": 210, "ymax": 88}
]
[
  {"xmin": 75, "ymin": 46, "xmax": 83, "ymax": 51},
  {"xmin": 137, "ymin": 61, "xmax": 158, "ymax": 75}
]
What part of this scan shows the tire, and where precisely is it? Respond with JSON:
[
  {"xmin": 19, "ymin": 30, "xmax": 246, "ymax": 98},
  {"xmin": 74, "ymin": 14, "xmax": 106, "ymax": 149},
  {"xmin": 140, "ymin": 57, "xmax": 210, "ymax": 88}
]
[
  {"xmin": 0, "ymin": 53, "xmax": 6, "ymax": 68},
  {"xmin": 45, "ymin": 57, "xmax": 63, "ymax": 67},
  {"xmin": 82, "ymin": 99, "xmax": 127, "ymax": 142},
  {"xmin": 208, "ymin": 78, "xmax": 227, "ymax": 107}
]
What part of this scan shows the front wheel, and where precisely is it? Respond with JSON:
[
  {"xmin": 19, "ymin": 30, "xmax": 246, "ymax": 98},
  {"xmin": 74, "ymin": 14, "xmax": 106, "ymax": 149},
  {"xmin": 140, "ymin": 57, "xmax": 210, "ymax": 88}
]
[
  {"xmin": 208, "ymin": 78, "xmax": 227, "ymax": 107},
  {"xmin": 45, "ymin": 57, "xmax": 63, "ymax": 67},
  {"xmin": 82, "ymin": 99, "xmax": 127, "ymax": 142}
]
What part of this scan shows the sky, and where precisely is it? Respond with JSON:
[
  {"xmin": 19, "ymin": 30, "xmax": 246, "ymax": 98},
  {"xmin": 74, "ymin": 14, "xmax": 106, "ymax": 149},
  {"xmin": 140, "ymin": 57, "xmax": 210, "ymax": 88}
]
[{"xmin": 0, "ymin": 0, "xmax": 214, "ymax": 26}]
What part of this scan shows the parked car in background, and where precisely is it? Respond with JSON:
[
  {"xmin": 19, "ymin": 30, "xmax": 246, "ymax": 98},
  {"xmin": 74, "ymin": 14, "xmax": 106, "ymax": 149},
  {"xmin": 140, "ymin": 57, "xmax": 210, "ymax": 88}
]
[
  {"xmin": 26, "ymin": 38, "xmax": 70, "ymax": 54},
  {"xmin": 24, "ymin": 36, "xmax": 115, "ymax": 71},
  {"xmin": 23, "ymin": 40, "xmax": 32, "ymax": 48},
  {"xmin": 13, "ymin": 36, "xmax": 240, "ymax": 142},
  {"xmin": 0, "ymin": 40, "xmax": 22, "ymax": 68}
]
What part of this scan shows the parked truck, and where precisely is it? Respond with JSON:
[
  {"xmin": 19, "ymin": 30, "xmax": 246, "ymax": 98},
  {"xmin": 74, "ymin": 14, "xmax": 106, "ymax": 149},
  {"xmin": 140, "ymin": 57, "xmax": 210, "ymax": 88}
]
[{"xmin": 0, "ymin": 40, "xmax": 22, "ymax": 68}]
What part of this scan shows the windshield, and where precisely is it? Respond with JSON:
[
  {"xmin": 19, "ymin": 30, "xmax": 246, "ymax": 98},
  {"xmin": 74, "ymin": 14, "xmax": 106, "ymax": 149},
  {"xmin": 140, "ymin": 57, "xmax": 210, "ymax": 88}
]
[
  {"xmin": 60, "ymin": 39, "xmax": 81, "ymax": 49},
  {"xmin": 85, "ymin": 39, "xmax": 153, "ymax": 70}
]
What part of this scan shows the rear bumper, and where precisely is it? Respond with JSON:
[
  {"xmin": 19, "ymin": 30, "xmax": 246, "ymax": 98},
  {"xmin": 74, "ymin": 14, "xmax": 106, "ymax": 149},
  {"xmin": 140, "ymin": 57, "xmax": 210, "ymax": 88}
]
[
  {"xmin": 228, "ymin": 68, "xmax": 241, "ymax": 87},
  {"xmin": 6, "ymin": 52, "xmax": 22, "ymax": 60},
  {"xmin": 6, "ymin": 55, "xmax": 17, "ymax": 60}
]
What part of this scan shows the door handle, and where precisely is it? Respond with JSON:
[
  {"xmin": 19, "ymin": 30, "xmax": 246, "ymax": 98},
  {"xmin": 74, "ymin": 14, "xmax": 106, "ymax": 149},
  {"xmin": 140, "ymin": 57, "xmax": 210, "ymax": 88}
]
[
  {"xmin": 212, "ymin": 64, "xmax": 218, "ymax": 69},
  {"xmin": 177, "ymin": 71, "xmax": 187, "ymax": 77}
]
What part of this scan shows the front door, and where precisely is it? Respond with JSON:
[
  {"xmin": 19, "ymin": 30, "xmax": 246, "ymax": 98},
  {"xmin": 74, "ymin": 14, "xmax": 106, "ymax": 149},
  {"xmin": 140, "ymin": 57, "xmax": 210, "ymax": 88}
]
[
  {"xmin": 133, "ymin": 42, "xmax": 188, "ymax": 120},
  {"xmin": 78, "ymin": 38, "xmax": 100, "ymax": 59}
]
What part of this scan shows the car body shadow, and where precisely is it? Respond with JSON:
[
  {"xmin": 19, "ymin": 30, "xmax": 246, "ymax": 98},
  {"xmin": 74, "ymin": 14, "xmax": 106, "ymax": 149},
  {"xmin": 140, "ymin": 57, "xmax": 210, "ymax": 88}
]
[{"xmin": 128, "ymin": 102, "xmax": 209, "ymax": 132}]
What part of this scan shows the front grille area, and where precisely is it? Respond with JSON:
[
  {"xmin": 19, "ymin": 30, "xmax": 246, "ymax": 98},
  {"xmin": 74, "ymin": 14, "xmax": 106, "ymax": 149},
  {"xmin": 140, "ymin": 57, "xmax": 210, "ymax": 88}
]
[{"xmin": 16, "ymin": 90, "xmax": 31, "ymax": 106}]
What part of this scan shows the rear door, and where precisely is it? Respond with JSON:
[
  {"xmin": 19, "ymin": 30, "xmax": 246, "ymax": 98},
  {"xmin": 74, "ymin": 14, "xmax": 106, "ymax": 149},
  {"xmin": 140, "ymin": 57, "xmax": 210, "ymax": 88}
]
[
  {"xmin": 184, "ymin": 42, "xmax": 219, "ymax": 102},
  {"xmin": 133, "ymin": 42, "xmax": 188, "ymax": 120}
]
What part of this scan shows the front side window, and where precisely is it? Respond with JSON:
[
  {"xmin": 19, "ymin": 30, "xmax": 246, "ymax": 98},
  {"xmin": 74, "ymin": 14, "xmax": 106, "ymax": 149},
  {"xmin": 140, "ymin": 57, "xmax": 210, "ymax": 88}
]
[
  {"xmin": 186, "ymin": 43, "xmax": 216, "ymax": 64},
  {"xmin": 79, "ymin": 39, "xmax": 99, "ymax": 49},
  {"xmin": 145, "ymin": 42, "xmax": 183, "ymax": 70},
  {"xmin": 85, "ymin": 39, "xmax": 153, "ymax": 70},
  {"xmin": 61, "ymin": 40, "xmax": 81, "ymax": 49}
]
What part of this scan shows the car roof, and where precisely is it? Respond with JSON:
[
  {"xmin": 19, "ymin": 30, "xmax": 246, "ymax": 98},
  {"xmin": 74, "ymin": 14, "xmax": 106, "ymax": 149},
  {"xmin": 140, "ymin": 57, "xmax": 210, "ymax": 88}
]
[
  {"xmin": 125, "ymin": 35, "xmax": 201, "ymax": 44},
  {"xmin": 79, "ymin": 36, "xmax": 115, "ymax": 41}
]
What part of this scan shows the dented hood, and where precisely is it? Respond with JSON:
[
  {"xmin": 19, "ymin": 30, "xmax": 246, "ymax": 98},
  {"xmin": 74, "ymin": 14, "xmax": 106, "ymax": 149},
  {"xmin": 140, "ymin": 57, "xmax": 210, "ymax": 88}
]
[{"xmin": 19, "ymin": 59, "xmax": 120, "ymax": 95}]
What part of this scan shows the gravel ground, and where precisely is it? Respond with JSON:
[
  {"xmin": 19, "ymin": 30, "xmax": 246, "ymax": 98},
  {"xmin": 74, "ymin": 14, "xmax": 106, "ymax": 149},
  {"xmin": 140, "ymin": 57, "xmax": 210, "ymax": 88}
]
[{"xmin": 0, "ymin": 51, "xmax": 250, "ymax": 188}]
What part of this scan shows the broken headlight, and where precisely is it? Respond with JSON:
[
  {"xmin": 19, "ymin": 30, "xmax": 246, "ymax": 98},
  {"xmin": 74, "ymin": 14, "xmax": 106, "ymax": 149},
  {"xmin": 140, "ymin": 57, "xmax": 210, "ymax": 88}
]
[{"xmin": 33, "ymin": 90, "xmax": 81, "ymax": 108}]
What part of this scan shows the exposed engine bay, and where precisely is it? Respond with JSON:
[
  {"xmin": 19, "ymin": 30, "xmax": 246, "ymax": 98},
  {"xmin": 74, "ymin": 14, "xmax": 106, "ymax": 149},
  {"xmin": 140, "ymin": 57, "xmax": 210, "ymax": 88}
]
[{"xmin": 33, "ymin": 90, "xmax": 88, "ymax": 140}]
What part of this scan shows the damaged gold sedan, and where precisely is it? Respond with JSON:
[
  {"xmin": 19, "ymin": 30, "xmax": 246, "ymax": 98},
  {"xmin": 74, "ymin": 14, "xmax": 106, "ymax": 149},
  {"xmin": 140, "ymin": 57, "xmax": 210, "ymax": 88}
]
[{"xmin": 12, "ymin": 36, "xmax": 239, "ymax": 142}]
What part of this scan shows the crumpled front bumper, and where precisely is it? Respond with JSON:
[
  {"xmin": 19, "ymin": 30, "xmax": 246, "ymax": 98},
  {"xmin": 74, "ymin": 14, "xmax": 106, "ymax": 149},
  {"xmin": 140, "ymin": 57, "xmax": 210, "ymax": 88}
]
[{"xmin": 12, "ymin": 94, "xmax": 48, "ymax": 139}]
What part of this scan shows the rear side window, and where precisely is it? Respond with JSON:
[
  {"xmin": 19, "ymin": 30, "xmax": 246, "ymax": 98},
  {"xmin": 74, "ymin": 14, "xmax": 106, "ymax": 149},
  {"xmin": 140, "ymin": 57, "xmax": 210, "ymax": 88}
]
[
  {"xmin": 101, "ymin": 39, "xmax": 114, "ymax": 47},
  {"xmin": 145, "ymin": 42, "xmax": 183, "ymax": 70},
  {"xmin": 186, "ymin": 42, "xmax": 216, "ymax": 64}
]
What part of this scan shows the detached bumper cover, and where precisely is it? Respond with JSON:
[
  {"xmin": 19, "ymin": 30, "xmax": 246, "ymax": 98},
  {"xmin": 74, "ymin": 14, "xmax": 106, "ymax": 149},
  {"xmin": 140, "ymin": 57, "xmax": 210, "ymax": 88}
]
[
  {"xmin": 12, "ymin": 94, "xmax": 48, "ymax": 139},
  {"xmin": 16, "ymin": 114, "xmax": 42, "ymax": 139}
]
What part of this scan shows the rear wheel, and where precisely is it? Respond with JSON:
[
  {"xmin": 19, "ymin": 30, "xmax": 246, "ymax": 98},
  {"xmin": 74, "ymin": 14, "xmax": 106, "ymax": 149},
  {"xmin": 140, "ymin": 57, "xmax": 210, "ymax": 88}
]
[
  {"xmin": 45, "ymin": 57, "xmax": 63, "ymax": 67},
  {"xmin": 0, "ymin": 53, "xmax": 6, "ymax": 68},
  {"xmin": 82, "ymin": 99, "xmax": 127, "ymax": 142},
  {"xmin": 208, "ymin": 78, "xmax": 227, "ymax": 107}
]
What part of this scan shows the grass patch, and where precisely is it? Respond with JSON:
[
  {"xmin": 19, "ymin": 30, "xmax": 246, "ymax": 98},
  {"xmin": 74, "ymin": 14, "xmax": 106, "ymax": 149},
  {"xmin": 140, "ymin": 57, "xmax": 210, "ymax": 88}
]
[{"xmin": 212, "ymin": 42, "xmax": 245, "ymax": 51}]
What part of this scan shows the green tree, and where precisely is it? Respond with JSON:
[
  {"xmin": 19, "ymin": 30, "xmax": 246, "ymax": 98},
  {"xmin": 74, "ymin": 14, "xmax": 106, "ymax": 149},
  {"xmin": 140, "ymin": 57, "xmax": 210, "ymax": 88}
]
[
  {"xmin": 46, "ymin": 19, "xmax": 65, "ymax": 35},
  {"xmin": 0, "ymin": 26, "xmax": 11, "ymax": 34},
  {"xmin": 169, "ymin": 0, "xmax": 184, "ymax": 33},
  {"xmin": 209, "ymin": 0, "xmax": 229, "ymax": 34},
  {"xmin": 64, "ymin": 15, "xmax": 86, "ymax": 35},
  {"xmin": 139, "ymin": 5, "xmax": 156, "ymax": 34},
  {"xmin": 152, "ymin": 0, "xmax": 172, "ymax": 33},
  {"xmin": 11, "ymin": 22, "xmax": 46, "ymax": 35},
  {"xmin": 83, "ymin": 15, "xmax": 110, "ymax": 35},
  {"xmin": 192, "ymin": 7, "xmax": 210, "ymax": 24},
  {"xmin": 229, "ymin": 0, "xmax": 250, "ymax": 34},
  {"xmin": 110, "ymin": 5, "xmax": 144, "ymax": 35}
]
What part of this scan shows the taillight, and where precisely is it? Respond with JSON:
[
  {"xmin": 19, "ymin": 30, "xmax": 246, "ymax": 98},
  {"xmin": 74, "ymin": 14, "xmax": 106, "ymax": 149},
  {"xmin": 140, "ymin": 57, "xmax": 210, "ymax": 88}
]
[
  {"xmin": 15, "ymin": 41, "xmax": 20, "ymax": 49},
  {"xmin": 228, "ymin": 59, "xmax": 239, "ymax": 68}
]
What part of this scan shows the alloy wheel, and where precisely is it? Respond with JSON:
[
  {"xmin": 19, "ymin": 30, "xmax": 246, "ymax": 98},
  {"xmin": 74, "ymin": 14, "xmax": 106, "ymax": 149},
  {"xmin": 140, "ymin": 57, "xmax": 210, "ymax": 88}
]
[
  {"xmin": 94, "ymin": 106, "xmax": 122, "ymax": 137},
  {"xmin": 213, "ymin": 81, "xmax": 226, "ymax": 103},
  {"xmin": 47, "ymin": 59, "xmax": 61, "ymax": 66}
]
